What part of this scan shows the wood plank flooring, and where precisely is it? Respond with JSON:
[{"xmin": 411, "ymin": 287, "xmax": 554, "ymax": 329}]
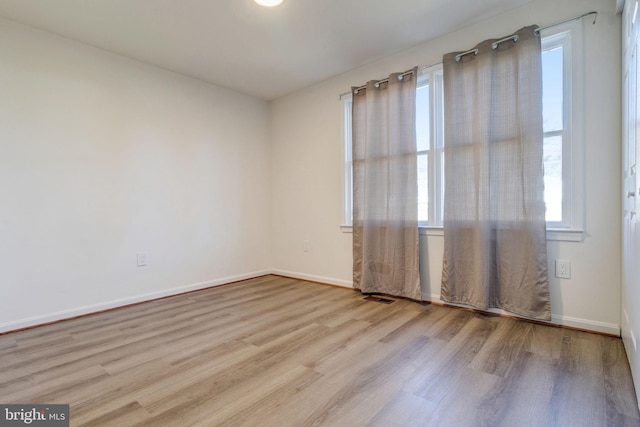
[{"xmin": 1, "ymin": 275, "xmax": 639, "ymax": 426}]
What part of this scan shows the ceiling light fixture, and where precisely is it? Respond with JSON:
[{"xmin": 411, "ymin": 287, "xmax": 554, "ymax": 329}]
[{"xmin": 254, "ymin": 0, "xmax": 283, "ymax": 7}]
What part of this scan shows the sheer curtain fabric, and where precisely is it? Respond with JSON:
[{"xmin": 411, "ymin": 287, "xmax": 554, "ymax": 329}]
[
  {"xmin": 440, "ymin": 26, "xmax": 551, "ymax": 320},
  {"xmin": 352, "ymin": 68, "xmax": 421, "ymax": 300}
]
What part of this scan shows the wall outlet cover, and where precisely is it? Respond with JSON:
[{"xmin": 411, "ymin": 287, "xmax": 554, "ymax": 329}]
[{"xmin": 555, "ymin": 259, "xmax": 571, "ymax": 279}]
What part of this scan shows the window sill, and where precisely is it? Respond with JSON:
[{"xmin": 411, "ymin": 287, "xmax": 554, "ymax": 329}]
[
  {"xmin": 340, "ymin": 225, "xmax": 354, "ymax": 233},
  {"xmin": 546, "ymin": 228, "xmax": 584, "ymax": 242},
  {"xmin": 340, "ymin": 225, "xmax": 584, "ymax": 242}
]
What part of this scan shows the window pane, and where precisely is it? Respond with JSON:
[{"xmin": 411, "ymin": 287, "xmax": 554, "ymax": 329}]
[
  {"xmin": 544, "ymin": 135, "xmax": 562, "ymax": 222},
  {"xmin": 542, "ymin": 46, "xmax": 563, "ymax": 133},
  {"xmin": 416, "ymin": 84, "xmax": 430, "ymax": 152},
  {"xmin": 418, "ymin": 152, "xmax": 428, "ymax": 222}
]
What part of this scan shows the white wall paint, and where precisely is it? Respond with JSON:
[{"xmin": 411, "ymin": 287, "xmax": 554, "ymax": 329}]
[
  {"xmin": 0, "ymin": 18, "xmax": 271, "ymax": 331},
  {"xmin": 0, "ymin": 0, "xmax": 622, "ymax": 335},
  {"xmin": 270, "ymin": 0, "xmax": 622, "ymax": 334}
]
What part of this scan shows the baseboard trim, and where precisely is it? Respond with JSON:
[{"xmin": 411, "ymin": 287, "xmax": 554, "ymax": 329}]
[
  {"xmin": 0, "ymin": 269, "xmax": 271, "ymax": 334},
  {"xmin": 550, "ymin": 314, "xmax": 621, "ymax": 336},
  {"xmin": 422, "ymin": 293, "xmax": 620, "ymax": 336},
  {"xmin": 1, "ymin": 268, "xmax": 621, "ymax": 337},
  {"xmin": 269, "ymin": 269, "xmax": 353, "ymax": 289},
  {"xmin": 268, "ymin": 273, "xmax": 619, "ymax": 335}
]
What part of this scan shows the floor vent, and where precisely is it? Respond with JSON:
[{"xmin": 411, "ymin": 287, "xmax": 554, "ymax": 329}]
[{"xmin": 363, "ymin": 296, "xmax": 395, "ymax": 304}]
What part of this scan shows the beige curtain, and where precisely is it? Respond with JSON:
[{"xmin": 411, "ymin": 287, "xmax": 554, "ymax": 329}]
[
  {"xmin": 352, "ymin": 68, "xmax": 421, "ymax": 300},
  {"xmin": 441, "ymin": 26, "xmax": 551, "ymax": 320}
]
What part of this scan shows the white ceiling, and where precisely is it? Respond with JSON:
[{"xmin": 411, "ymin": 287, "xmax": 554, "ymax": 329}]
[{"xmin": 0, "ymin": 0, "xmax": 535, "ymax": 100}]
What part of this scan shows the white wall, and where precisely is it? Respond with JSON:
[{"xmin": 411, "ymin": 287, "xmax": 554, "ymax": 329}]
[
  {"xmin": 0, "ymin": 0, "xmax": 622, "ymax": 336},
  {"xmin": 270, "ymin": 0, "xmax": 622, "ymax": 334},
  {"xmin": 0, "ymin": 18, "xmax": 271, "ymax": 331}
]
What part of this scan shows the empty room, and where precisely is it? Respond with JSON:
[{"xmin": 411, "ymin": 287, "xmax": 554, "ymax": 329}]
[{"xmin": 1, "ymin": 0, "xmax": 639, "ymax": 425}]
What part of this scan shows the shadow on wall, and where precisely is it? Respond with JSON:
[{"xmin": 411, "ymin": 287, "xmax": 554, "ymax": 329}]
[
  {"xmin": 545, "ymin": 240, "xmax": 563, "ymax": 317},
  {"xmin": 419, "ymin": 236, "xmax": 431, "ymax": 299}
]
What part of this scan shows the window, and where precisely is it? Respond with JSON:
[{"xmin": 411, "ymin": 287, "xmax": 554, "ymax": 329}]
[
  {"xmin": 342, "ymin": 21, "xmax": 584, "ymax": 241},
  {"xmin": 416, "ymin": 70, "xmax": 445, "ymax": 227}
]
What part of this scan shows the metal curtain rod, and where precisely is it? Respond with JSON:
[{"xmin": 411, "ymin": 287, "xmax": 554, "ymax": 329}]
[
  {"xmin": 425, "ymin": 11, "xmax": 598, "ymax": 68},
  {"xmin": 341, "ymin": 10, "xmax": 598, "ymax": 98},
  {"xmin": 492, "ymin": 34, "xmax": 519, "ymax": 50},
  {"xmin": 418, "ymin": 11, "xmax": 598, "ymax": 70},
  {"xmin": 352, "ymin": 69, "xmax": 416, "ymax": 94},
  {"xmin": 455, "ymin": 33, "xmax": 520, "ymax": 62},
  {"xmin": 535, "ymin": 10, "xmax": 597, "ymax": 35}
]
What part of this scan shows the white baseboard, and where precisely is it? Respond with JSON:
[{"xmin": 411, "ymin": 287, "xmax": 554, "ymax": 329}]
[
  {"xmin": 0, "ymin": 270, "xmax": 270, "ymax": 334},
  {"xmin": 270, "ymin": 269, "xmax": 353, "ymax": 289},
  {"xmin": 425, "ymin": 293, "xmax": 619, "ymax": 335},
  {"xmin": 550, "ymin": 314, "xmax": 620, "ymax": 336},
  {"xmin": 270, "ymin": 273, "xmax": 619, "ymax": 335},
  {"xmin": 1, "ymin": 268, "xmax": 620, "ymax": 337}
]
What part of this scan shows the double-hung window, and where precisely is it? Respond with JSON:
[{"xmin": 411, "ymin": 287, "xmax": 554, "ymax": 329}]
[
  {"xmin": 416, "ymin": 69, "xmax": 444, "ymax": 227},
  {"xmin": 342, "ymin": 21, "xmax": 584, "ymax": 241}
]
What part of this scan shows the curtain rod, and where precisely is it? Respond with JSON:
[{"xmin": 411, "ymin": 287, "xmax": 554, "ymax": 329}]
[
  {"xmin": 340, "ymin": 10, "xmax": 597, "ymax": 98},
  {"xmin": 422, "ymin": 11, "xmax": 598, "ymax": 71},
  {"xmin": 352, "ymin": 69, "xmax": 415, "ymax": 94},
  {"xmin": 535, "ymin": 10, "xmax": 597, "ymax": 35}
]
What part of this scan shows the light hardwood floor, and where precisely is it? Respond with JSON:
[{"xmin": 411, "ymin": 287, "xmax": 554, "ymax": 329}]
[{"xmin": 1, "ymin": 275, "xmax": 639, "ymax": 426}]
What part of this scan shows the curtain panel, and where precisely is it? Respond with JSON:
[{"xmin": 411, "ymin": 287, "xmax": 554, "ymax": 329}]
[
  {"xmin": 440, "ymin": 26, "xmax": 551, "ymax": 320},
  {"xmin": 352, "ymin": 68, "xmax": 421, "ymax": 300}
]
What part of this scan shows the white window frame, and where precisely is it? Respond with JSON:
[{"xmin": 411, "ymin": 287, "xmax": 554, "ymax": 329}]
[
  {"xmin": 541, "ymin": 20, "xmax": 585, "ymax": 241},
  {"xmin": 340, "ymin": 94, "xmax": 353, "ymax": 232},
  {"xmin": 417, "ymin": 69, "xmax": 445, "ymax": 230},
  {"xmin": 341, "ymin": 21, "xmax": 585, "ymax": 242}
]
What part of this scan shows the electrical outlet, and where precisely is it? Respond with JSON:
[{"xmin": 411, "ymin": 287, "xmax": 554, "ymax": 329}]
[
  {"xmin": 555, "ymin": 259, "xmax": 571, "ymax": 279},
  {"xmin": 303, "ymin": 240, "xmax": 311, "ymax": 253},
  {"xmin": 137, "ymin": 252, "xmax": 147, "ymax": 267}
]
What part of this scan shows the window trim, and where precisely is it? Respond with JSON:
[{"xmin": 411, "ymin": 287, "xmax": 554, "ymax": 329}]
[
  {"xmin": 417, "ymin": 68, "xmax": 445, "ymax": 228},
  {"xmin": 341, "ymin": 21, "xmax": 585, "ymax": 242},
  {"xmin": 541, "ymin": 21, "xmax": 584, "ymax": 232},
  {"xmin": 340, "ymin": 93, "xmax": 353, "ymax": 228}
]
